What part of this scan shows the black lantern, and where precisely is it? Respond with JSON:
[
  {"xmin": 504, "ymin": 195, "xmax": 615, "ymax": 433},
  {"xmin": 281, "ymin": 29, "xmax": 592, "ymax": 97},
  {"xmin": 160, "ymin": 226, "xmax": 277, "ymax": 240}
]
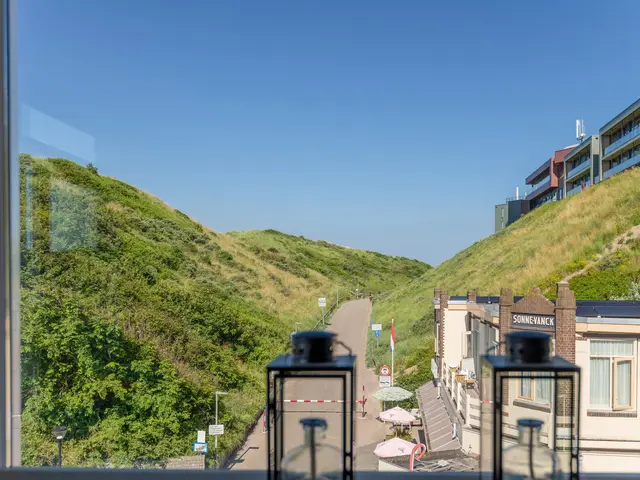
[
  {"xmin": 267, "ymin": 331, "xmax": 356, "ymax": 480},
  {"xmin": 480, "ymin": 331, "xmax": 581, "ymax": 480}
]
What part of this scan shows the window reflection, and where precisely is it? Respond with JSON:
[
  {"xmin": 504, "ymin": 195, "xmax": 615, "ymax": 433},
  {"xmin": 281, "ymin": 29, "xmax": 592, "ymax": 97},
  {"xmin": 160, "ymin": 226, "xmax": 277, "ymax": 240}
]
[{"xmin": 6, "ymin": 0, "xmax": 640, "ymax": 475}]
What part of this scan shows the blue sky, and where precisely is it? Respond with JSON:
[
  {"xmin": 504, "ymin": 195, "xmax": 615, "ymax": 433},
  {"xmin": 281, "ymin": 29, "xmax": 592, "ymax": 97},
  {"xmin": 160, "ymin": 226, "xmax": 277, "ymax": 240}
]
[{"xmin": 17, "ymin": 0, "xmax": 640, "ymax": 265}]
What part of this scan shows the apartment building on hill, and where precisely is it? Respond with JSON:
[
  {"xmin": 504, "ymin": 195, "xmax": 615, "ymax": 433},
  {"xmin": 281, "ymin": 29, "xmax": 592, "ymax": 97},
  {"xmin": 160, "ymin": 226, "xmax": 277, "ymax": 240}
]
[
  {"xmin": 599, "ymin": 98, "xmax": 640, "ymax": 181},
  {"xmin": 494, "ymin": 97, "xmax": 640, "ymax": 233},
  {"xmin": 564, "ymin": 135, "xmax": 601, "ymax": 198},
  {"xmin": 494, "ymin": 146, "xmax": 574, "ymax": 232}
]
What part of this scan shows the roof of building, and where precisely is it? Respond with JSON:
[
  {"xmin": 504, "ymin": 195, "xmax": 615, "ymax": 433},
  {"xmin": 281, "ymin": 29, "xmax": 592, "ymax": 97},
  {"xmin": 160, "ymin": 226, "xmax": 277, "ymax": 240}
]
[
  {"xmin": 576, "ymin": 301, "xmax": 640, "ymax": 318},
  {"xmin": 444, "ymin": 296, "xmax": 640, "ymax": 319},
  {"xmin": 553, "ymin": 145, "xmax": 578, "ymax": 163},
  {"xmin": 600, "ymin": 97, "xmax": 640, "ymax": 135},
  {"xmin": 449, "ymin": 295, "xmax": 523, "ymax": 304},
  {"xmin": 525, "ymin": 158, "xmax": 552, "ymax": 185},
  {"xmin": 564, "ymin": 135, "xmax": 595, "ymax": 162}
]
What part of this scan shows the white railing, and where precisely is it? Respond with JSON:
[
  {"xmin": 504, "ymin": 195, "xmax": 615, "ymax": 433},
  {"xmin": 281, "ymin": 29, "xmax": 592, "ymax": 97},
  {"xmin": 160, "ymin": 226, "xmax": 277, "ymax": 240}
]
[
  {"xmin": 458, "ymin": 382, "xmax": 467, "ymax": 421},
  {"xmin": 467, "ymin": 394, "xmax": 481, "ymax": 429}
]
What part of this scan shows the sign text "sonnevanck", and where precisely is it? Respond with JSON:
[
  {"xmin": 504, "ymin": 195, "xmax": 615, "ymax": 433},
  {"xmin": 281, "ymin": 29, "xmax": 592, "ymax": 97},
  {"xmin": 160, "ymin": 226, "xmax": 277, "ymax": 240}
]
[{"xmin": 511, "ymin": 313, "xmax": 555, "ymax": 331}]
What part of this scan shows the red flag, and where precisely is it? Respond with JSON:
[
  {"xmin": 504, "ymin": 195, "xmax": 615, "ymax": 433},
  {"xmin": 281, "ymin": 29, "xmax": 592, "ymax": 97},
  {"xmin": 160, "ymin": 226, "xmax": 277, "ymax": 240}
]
[{"xmin": 390, "ymin": 317, "xmax": 395, "ymax": 352}]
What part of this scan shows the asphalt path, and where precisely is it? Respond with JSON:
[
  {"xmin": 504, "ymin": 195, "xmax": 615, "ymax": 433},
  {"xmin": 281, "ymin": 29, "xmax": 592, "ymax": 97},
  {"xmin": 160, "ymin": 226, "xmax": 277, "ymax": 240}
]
[{"xmin": 228, "ymin": 299, "xmax": 386, "ymax": 471}]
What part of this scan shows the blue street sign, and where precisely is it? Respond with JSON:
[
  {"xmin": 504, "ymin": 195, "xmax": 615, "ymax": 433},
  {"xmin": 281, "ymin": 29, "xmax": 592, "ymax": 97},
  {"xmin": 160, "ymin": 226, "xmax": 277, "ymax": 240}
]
[
  {"xmin": 193, "ymin": 442, "xmax": 208, "ymax": 454},
  {"xmin": 374, "ymin": 330, "xmax": 380, "ymax": 337}
]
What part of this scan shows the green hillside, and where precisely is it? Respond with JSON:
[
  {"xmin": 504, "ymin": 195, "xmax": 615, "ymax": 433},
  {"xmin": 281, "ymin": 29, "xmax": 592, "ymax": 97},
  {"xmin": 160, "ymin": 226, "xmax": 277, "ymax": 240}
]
[
  {"xmin": 19, "ymin": 155, "xmax": 430, "ymax": 467},
  {"xmin": 370, "ymin": 167, "xmax": 640, "ymax": 396},
  {"xmin": 230, "ymin": 230, "xmax": 429, "ymax": 294}
]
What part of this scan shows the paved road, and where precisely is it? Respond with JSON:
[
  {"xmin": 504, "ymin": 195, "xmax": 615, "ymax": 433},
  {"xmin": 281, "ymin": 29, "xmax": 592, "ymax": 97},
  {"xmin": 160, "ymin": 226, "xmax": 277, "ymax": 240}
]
[{"xmin": 228, "ymin": 299, "xmax": 386, "ymax": 471}]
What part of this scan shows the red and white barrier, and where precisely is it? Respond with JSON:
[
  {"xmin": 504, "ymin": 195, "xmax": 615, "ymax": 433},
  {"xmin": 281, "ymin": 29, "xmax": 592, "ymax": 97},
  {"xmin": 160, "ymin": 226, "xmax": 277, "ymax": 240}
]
[
  {"xmin": 282, "ymin": 385, "xmax": 367, "ymax": 411},
  {"xmin": 284, "ymin": 399, "xmax": 344, "ymax": 403}
]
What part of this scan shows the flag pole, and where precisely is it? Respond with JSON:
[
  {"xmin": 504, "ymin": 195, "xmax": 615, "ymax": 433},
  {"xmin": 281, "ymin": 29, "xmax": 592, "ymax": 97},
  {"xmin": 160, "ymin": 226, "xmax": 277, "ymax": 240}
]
[{"xmin": 391, "ymin": 314, "xmax": 395, "ymax": 386}]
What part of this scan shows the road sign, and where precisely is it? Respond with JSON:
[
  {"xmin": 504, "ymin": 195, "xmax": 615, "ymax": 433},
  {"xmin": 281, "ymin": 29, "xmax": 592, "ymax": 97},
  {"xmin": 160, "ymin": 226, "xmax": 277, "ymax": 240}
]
[
  {"xmin": 374, "ymin": 330, "xmax": 380, "ymax": 337},
  {"xmin": 209, "ymin": 424, "xmax": 224, "ymax": 435},
  {"xmin": 318, "ymin": 297, "xmax": 327, "ymax": 308},
  {"xmin": 371, "ymin": 324, "xmax": 382, "ymax": 331},
  {"xmin": 380, "ymin": 365, "xmax": 390, "ymax": 376},
  {"xmin": 197, "ymin": 430, "xmax": 206, "ymax": 443},
  {"xmin": 193, "ymin": 442, "xmax": 208, "ymax": 454},
  {"xmin": 379, "ymin": 375, "xmax": 391, "ymax": 388}
]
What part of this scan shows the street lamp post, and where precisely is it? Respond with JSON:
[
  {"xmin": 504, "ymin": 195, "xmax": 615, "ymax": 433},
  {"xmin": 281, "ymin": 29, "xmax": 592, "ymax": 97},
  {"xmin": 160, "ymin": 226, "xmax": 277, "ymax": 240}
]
[
  {"xmin": 52, "ymin": 426, "xmax": 67, "ymax": 467},
  {"xmin": 215, "ymin": 391, "xmax": 228, "ymax": 469}
]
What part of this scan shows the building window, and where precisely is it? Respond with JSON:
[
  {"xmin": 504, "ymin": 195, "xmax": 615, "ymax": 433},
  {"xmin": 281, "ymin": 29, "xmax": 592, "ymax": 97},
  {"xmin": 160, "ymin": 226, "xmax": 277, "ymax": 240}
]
[
  {"xmin": 589, "ymin": 340, "xmax": 634, "ymax": 410},
  {"xmin": 501, "ymin": 208, "xmax": 504, "ymax": 218},
  {"xmin": 519, "ymin": 374, "xmax": 551, "ymax": 404},
  {"xmin": 501, "ymin": 221, "xmax": 504, "ymax": 229},
  {"xmin": 464, "ymin": 331, "xmax": 474, "ymax": 359}
]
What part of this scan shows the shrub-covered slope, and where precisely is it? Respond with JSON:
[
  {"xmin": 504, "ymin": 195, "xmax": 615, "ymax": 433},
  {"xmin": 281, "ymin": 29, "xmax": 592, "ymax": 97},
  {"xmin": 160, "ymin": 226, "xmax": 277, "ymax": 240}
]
[{"xmin": 19, "ymin": 155, "xmax": 430, "ymax": 466}]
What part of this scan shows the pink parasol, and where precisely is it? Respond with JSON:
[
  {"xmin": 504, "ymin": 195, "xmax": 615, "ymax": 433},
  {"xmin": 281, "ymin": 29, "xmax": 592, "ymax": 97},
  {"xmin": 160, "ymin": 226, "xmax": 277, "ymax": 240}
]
[
  {"xmin": 378, "ymin": 406, "xmax": 417, "ymax": 424},
  {"xmin": 373, "ymin": 437, "xmax": 417, "ymax": 458}
]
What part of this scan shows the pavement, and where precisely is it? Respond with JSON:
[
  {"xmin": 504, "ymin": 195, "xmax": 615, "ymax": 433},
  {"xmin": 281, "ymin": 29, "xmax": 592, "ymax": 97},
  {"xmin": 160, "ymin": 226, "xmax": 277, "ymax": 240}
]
[{"xmin": 227, "ymin": 299, "xmax": 387, "ymax": 471}]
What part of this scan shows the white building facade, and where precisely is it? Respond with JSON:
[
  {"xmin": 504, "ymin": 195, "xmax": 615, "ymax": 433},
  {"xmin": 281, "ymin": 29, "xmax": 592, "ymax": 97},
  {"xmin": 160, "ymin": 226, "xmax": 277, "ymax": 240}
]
[{"xmin": 432, "ymin": 283, "xmax": 640, "ymax": 473}]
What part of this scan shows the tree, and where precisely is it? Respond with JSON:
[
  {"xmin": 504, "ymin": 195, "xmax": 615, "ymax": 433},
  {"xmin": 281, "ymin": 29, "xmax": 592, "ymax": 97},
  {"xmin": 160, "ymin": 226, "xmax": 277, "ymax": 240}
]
[{"xmin": 86, "ymin": 163, "xmax": 98, "ymax": 175}]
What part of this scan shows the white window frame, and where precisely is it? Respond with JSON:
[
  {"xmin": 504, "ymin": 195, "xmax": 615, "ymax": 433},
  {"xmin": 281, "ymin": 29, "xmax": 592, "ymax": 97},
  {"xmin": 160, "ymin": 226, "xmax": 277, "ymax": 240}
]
[
  {"xmin": 589, "ymin": 339, "xmax": 636, "ymax": 411},
  {"xmin": 517, "ymin": 339, "xmax": 554, "ymax": 405},
  {"xmin": 518, "ymin": 373, "xmax": 552, "ymax": 405},
  {"xmin": 463, "ymin": 330, "xmax": 473, "ymax": 359}
]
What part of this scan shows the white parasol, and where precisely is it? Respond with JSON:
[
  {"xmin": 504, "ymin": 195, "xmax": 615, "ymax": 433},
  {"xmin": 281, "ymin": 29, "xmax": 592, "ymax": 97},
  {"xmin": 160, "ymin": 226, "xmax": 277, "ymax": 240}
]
[{"xmin": 378, "ymin": 406, "xmax": 416, "ymax": 424}]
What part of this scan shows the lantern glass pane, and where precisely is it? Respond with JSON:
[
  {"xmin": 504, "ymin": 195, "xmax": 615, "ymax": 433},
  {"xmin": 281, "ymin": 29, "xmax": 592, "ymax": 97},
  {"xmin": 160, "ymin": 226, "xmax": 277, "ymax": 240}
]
[
  {"xmin": 555, "ymin": 374, "xmax": 579, "ymax": 475},
  {"xmin": 480, "ymin": 355, "xmax": 580, "ymax": 478},
  {"xmin": 479, "ymin": 358, "xmax": 495, "ymax": 473},
  {"xmin": 267, "ymin": 362, "xmax": 355, "ymax": 480},
  {"xmin": 280, "ymin": 376, "xmax": 351, "ymax": 459}
]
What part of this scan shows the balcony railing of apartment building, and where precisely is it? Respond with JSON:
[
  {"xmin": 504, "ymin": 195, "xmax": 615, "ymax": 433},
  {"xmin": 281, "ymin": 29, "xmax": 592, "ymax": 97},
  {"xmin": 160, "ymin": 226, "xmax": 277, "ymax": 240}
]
[
  {"xmin": 603, "ymin": 149, "xmax": 640, "ymax": 179},
  {"xmin": 603, "ymin": 124, "xmax": 640, "ymax": 157},
  {"xmin": 566, "ymin": 158, "xmax": 590, "ymax": 180},
  {"xmin": 524, "ymin": 178, "xmax": 551, "ymax": 200},
  {"xmin": 566, "ymin": 180, "xmax": 591, "ymax": 197}
]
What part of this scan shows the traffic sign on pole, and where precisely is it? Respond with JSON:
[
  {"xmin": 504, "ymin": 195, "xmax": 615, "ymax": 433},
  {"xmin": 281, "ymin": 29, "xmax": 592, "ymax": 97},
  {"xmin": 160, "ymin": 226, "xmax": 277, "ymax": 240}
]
[
  {"xmin": 209, "ymin": 424, "xmax": 224, "ymax": 436},
  {"xmin": 379, "ymin": 376, "xmax": 391, "ymax": 388},
  {"xmin": 379, "ymin": 365, "xmax": 391, "ymax": 376},
  {"xmin": 371, "ymin": 324, "xmax": 382, "ymax": 332},
  {"xmin": 318, "ymin": 297, "xmax": 327, "ymax": 308},
  {"xmin": 374, "ymin": 330, "xmax": 380, "ymax": 337}
]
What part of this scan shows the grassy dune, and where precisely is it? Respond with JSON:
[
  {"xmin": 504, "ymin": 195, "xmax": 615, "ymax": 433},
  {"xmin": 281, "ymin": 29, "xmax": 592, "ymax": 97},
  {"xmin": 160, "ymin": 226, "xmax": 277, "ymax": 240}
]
[
  {"xmin": 371, "ymin": 167, "xmax": 640, "ymax": 395},
  {"xmin": 19, "ymin": 155, "xmax": 430, "ymax": 467}
]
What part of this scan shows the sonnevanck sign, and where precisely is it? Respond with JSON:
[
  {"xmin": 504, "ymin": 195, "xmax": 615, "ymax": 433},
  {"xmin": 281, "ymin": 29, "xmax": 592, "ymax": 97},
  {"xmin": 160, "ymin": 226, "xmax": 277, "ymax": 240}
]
[{"xmin": 511, "ymin": 312, "xmax": 555, "ymax": 331}]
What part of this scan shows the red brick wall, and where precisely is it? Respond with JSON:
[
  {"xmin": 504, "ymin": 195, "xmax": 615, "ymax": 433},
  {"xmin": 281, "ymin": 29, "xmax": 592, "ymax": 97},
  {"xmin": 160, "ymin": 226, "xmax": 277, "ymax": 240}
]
[
  {"xmin": 555, "ymin": 281, "xmax": 577, "ymax": 421},
  {"xmin": 555, "ymin": 281, "xmax": 576, "ymax": 363},
  {"xmin": 499, "ymin": 288, "xmax": 513, "ymax": 408}
]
